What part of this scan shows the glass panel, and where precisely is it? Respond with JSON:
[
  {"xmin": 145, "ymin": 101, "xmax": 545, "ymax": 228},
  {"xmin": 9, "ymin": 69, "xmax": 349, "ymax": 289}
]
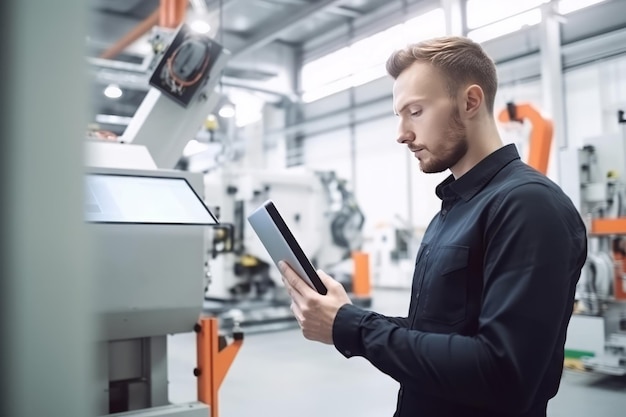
[
  {"xmin": 466, "ymin": 0, "xmax": 547, "ymax": 29},
  {"xmin": 467, "ymin": 9, "xmax": 542, "ymax": 43}
]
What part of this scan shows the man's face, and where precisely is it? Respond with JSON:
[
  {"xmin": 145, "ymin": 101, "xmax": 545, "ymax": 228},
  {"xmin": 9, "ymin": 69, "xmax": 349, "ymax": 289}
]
[{"xmin": 393, "ymin": 62, "xmax": 468, "ymax": 174}]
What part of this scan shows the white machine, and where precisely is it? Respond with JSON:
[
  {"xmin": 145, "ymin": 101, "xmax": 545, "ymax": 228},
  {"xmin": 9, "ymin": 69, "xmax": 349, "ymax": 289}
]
[
  {"xmin": 86, "ymin": 24, "xmax": 243, "ymax": 416},
  {"xmin": 202, "ymin": 167, "xmax": 367, "ymax": 328},
  {"xmin": 87, "ymin": 167, "xmax": 216, "ymax": 415},
  {"xmin": 565, "ymin": 110, "xmax": 626, "ymax": 375}
]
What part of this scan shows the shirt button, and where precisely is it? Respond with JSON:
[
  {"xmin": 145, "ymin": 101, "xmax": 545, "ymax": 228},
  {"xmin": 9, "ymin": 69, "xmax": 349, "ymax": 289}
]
[{"xmin": 345, "ymin": 350, "xmax": 352, "ymax": 356}]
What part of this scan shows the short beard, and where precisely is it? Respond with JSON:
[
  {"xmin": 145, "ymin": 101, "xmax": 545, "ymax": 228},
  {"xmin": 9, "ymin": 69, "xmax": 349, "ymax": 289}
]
[{"xmin": 420, "ymin": 107, "xmax": 468, "ymax": 174}]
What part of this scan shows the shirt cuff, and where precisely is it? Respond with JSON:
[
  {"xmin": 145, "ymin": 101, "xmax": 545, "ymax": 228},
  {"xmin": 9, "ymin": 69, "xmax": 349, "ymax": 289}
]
[{"xmin": 332, "ymin": 303, "xmax": 368, "ymax": 358}]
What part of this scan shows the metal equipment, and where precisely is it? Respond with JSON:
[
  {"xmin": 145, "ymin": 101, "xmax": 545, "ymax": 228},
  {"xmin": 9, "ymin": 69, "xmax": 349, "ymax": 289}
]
[
  {"xmin": 369, "ymin": 217, "xmax": 423, "ymax": 289},
  {"xmin": 86, "ymin": 24, "xmax": 243, "ymax": 417},
  {"xmin": 565, "ymin": 110, "xmax": 626, "ymax": 375},
  {"xmin": 202, "ymin": 167, "xmax": 370, "ymax": 330}
]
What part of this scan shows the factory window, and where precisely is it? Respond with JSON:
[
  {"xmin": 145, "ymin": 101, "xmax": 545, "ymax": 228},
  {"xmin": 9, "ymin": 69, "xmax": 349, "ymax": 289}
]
[
  {"xmin": 466, "ymin": 6, "xmax": 543, "ymax": 43},
  {"xmin": 301, "ymin": 0, "xmax": 606, "ymax": 103},
  {"xmin": 558, "ymin": 0, "xmax": 606, "ymax": 14},
  {"xmin": 466, "ymin": 0, "xmax": 607, "ymax": 42},
  {"xmin": 465, "ymin": 0, "xmax": 547, "ymax": 31},
  {"xmin": 301, "ymin": 8, "xmax": 445, "ymax": 103}
]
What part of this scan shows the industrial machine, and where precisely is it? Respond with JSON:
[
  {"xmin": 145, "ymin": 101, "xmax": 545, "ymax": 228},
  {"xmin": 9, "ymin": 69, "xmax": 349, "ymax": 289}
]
[
  {"xmin": 565, "ymin": 110, "xmax": 626, "ymax": 375},
  {"xmin": 368, "ymin": 218, "xmax": 423, "ymax": 289},
  {"xmin": 202, "ymin": 167, "xmax": 370, "ymax": 330},
  {"xmin": 496, "ymin": 103, "xmax": 626, "ymax": 376},
  {"xmin": 86, "ymin": 23, "xmax": 243, "ymax": 417}
]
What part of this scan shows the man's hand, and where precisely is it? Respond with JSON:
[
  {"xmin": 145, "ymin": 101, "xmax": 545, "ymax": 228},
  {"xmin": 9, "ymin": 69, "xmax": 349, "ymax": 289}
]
[{"xmin": 279, "ymin": 261, "xmax": 352, "ymax": 344}]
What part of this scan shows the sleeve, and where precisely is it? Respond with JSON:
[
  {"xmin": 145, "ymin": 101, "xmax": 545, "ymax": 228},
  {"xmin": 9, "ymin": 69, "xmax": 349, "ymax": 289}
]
[
  {"xmin": 331, "ymin": 183, "xmax": 586, "ymax": 413},
  {"xmin": 381, "ymin": 316, "xmax": 409, "ymax": 327}
]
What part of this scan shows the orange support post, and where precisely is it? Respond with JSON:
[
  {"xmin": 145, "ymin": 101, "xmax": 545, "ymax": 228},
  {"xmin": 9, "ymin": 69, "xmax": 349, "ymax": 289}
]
[
  {"xmin": 352, "ymin": 251, "xmax": 371, "ymax": 298},
  {"xmin": 195, "ymin": 317, "xmax": 243, "ymax": 417},
  {"xmin": 498, "ymin": 103, "xmax": 554, "ymax": 176}
]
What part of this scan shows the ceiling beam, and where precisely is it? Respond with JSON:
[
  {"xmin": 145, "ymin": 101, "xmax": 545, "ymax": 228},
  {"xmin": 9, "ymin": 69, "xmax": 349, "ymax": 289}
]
[{"xmin": 232, "ymin": 0, "xmax": 346, "ymax": 58}]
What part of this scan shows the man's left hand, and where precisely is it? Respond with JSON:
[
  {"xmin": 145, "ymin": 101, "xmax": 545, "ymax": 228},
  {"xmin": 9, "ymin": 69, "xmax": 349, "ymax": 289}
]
[{"xmin": 279, "ymin": 261, "xmax": 352, "ymax": 344}]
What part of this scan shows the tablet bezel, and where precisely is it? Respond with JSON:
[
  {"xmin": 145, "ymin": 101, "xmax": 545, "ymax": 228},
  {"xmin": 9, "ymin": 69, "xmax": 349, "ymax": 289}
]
[{"xmin": 248, "ymin": 200, "xmax": 328, "ymax": 295}]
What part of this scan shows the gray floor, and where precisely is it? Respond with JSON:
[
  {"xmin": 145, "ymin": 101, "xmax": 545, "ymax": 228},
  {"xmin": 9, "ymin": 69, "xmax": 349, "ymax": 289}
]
[{"xmin": 167, "ymin": 289, "xmax": 626, "ymax": 417}]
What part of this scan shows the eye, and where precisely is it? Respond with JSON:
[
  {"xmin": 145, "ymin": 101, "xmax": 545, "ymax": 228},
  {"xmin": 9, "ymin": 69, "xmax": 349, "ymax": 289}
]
[{"xmin": 410, "ymin": 110, "xmax": 422, "ymax": 117}]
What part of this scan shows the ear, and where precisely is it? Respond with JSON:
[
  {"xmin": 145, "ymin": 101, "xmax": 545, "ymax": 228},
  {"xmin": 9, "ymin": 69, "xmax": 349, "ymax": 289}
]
[{"xmin": 461, "ymin": 84, "xmax": 484, "ymax": 118}]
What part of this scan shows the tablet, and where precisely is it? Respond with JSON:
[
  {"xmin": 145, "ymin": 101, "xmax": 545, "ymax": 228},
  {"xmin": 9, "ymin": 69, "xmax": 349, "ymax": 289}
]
[{"xmin": 247, "ymin": 200, "xmax": 328, "ymax": 295}]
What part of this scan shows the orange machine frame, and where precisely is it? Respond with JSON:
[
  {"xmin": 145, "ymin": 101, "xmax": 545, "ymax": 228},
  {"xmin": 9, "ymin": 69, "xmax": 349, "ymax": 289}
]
[{"xmin": 195, "ymin": 317, "xmax": 243, "ymax": 417}]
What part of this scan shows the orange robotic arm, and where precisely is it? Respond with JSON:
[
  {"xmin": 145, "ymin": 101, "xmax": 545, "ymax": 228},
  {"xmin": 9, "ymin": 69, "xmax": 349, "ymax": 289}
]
[{"xmin": 498, "ymin": 102, "xmax": 554, "ymax": 176}]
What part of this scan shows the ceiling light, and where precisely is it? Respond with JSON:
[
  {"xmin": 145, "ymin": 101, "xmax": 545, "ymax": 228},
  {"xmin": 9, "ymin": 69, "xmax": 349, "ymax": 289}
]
[
  {"xmin": 104, "ymin": 84, "xmax": 122, "ymax": 99},
  {"xmin": 218, "ymin": 104, "xmax": 236, "ymax": 118},
  {"xmin": 190, "ymin": 20, "xmax": 211, "ymax": 34}
]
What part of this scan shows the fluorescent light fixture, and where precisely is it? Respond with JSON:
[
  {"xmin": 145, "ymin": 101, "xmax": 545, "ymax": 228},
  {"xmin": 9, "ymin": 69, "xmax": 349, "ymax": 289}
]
[
  {"xmin": 104, "ymin": 84, "xmax": 122, "ymax": 99},
  {"xmin": 559, "ymin": 0, "xmax": 606, "ymax": 14},
  {"xmin": 218, "ymin": 104, "xmax": 236, "ymax": 118},
  {"xmin": 190, "ymin": 20, "xmax": 211, "ymax": 34}
]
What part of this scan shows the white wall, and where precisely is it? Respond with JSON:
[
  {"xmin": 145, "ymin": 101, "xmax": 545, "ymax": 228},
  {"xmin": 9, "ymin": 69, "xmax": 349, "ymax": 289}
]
[
  {"xmin": 302, "ymin": 127, "xmax": 353, "ymax": 181},
  {"xmin": 354, "ymin": 116, "xmax": 447, "ymax": 232},
  {"xmin": 565, "ymin": 55, "xmax": 626, "ymax": 149}
]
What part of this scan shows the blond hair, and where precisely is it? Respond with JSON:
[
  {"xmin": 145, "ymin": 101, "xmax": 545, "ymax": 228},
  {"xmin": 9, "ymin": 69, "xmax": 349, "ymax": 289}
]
[{"xmin": 386, "ymin": 36, "xmax": 498, "ymax": 113}]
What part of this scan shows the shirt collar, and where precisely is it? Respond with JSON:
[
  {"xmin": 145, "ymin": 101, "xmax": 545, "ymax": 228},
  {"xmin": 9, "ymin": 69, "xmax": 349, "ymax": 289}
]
[{"xmin": 435, "ymin": 144, "xmax": 521, "ymax": 202}]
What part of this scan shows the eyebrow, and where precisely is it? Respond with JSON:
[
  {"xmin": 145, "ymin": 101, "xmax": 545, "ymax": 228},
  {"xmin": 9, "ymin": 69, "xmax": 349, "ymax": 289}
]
[{"xmin": 393, "ymin": 98, "xmax": 426, "ymax": 116}]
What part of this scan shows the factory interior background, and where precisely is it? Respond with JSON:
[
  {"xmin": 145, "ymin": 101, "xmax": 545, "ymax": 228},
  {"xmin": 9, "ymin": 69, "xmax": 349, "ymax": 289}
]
[{"xmin": 1, "ymin": 0, "xmax": 626, "ymax": 416}]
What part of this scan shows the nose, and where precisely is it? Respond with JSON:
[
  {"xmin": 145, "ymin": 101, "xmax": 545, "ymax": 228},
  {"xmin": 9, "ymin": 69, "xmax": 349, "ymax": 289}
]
[{"xmin": 396, "ymin": 125, "xmax": 415, "ymax": 144}]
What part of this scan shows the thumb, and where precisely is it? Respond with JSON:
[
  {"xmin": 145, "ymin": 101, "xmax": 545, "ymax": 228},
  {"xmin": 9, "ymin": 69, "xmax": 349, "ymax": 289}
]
[
  {"xmin": 317, "ymin": 269, "xmax": 352, "ymax": 304},
  {"xmin": 316, "ymin": 269, "xmax": 338, "ymax": 287}
]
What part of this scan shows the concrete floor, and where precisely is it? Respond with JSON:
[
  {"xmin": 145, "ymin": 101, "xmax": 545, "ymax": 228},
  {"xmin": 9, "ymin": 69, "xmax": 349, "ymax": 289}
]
[{"xmin": 167, "ymin": 289, "xmax": 626, "ymax": 417}]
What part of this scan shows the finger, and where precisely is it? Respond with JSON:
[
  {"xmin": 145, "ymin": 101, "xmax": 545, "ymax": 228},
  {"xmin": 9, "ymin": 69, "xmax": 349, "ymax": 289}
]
[
  {"xmin": 316, "ymin": 269, "xmax": 337, "ymax": 287},
  {"xmin": 280, "ymin": 270, "xmax": 308, "ymax": 307},
  {"xmin": 316, "ymin": 269, "xmax": 345, "ymax": 292},
  {"xmin": 290, "ymin": 301, "xmax": 304, "ymax": 324},
  {"xmin": 279, "ymin": 261, "xmax": 315, "ymax": 298},
  {"xmin": 316, "ymin": 268, "xmax": 352, "ymax": 304}
]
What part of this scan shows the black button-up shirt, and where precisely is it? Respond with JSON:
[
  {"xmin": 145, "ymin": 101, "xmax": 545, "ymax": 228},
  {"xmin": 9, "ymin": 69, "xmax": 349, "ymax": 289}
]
[{"xmin": 333, "ymin": 144, "xmax": 587, "ymax": 417}]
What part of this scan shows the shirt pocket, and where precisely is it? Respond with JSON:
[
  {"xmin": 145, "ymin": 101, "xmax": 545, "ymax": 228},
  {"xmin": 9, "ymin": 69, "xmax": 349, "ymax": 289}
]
[{"xmin": 420, "ymin": 245, "xmax": 470, "ymax": 325}]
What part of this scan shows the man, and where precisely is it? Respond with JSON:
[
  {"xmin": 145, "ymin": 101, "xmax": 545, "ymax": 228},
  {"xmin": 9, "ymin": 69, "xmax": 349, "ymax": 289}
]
[{"xmin": 280, "ymin": 36, "xmax": 587, "ymax": 417}]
